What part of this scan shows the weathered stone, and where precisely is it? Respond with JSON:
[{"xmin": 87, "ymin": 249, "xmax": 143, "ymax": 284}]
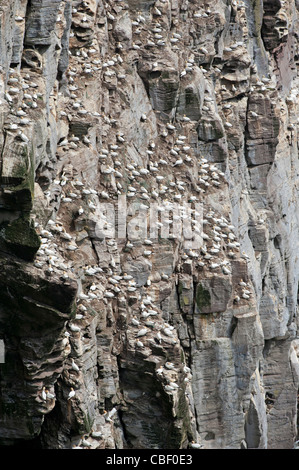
[
  {"xmin": 194, "ymin": 277, "xmax": 232, "ymax": 314},
  {"xmin": 24, "ymin": 0, "xmax": 62, "ymax": 46},
  {"xmin": 0, "ymin": 0, "xmax": 298, "ymax": 451},
  {"xmin": 2, "ymin": 217, "xmax": 40, "ymax": 261},
  {"xmin": 197, "ymin": 114, "xmax": 225, "ymax": 142},
  {"xmin": 245, "ymin": 93, "xmax": 280, "ymax": 166}
]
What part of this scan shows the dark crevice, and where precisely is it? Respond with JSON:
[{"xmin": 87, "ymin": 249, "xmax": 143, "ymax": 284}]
[{"xmin": 228, "ymin": 315, "xmax": 238, "ymax": 338}]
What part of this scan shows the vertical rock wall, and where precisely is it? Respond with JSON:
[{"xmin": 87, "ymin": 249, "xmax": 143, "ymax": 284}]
[{"xmin": 0, "ymin": 0, "xmax": 298, "ymax": 449}]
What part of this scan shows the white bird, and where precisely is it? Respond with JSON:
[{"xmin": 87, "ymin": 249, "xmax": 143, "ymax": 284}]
[
  {"xmin": 163, "ymin": 327, "xmax": 174, "ymax": 337},
  {"xmin": 173, "ymin": 158, "xmax": 183, "ymax": 167},
  {"xmin": 79, "ymin": 292, "xmax": 89, "ymax": 300},
  {"xmin": 222, "ymin": 266, "xmax": 231, "ymax": 275},
  {"xmin": 60, "ymin": 230, "xmax": 72, "ymax": 241},
  {"xmin": 41, "ymin": 387, "xmax": 47, "ymax": 401},
  {"xmin": 16, "ymin": 109, "xmax": 27, "ymax": 116},
  {"xmin": 137, "ymin": 328, "xmax": 148, "ymax": 337},
  {"xmin": 66, "ymin": 242, "xmax": 78, "ymax": 251},
  {"xmin": 68, "ymin": 388, "xmax": 76, "ymax": 400},
  {"xmin": 81, "ymin": 437, "xmax": 92, "ymax": 448},
  {"xmin": 105, "ymin": 407, "xmax": 117, "ymax": 422},
  {"xmin": 18, "ymin": 131, "xmax": 29, "ymax": 143},
  {"xmin": 46, "ymin": 390, "xmax": 55, "ymax": 400},
  {"xmin": 69, "ymin": 324, "xmax": 81, "ymax": 332},
  {"xmin": 190, "ymin": 442, "xmax": 203, "ymax": 449},
  {"xmin": 242, "ymin": 293, "xmax": 250, "ymax": 299},
  {"xmin": 165, "ymin": 384, "xmax": 176, "ymax": 392},
  {"xmin": 104, "ymin": 291, "xmax": 115, "ymax": 298},
  {"xmin": 165, "ymin": 362, "xmax": 175, "ymax": 370},
  {"xmin": 71, "ymin": 359, "xmax": 80, "ymax": 372},
  {"xmin": 242, "ymin": 289, "xmax": 251, "ymax": 295}
]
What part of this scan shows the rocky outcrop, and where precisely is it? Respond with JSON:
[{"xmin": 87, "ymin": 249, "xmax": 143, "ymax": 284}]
[{"xmin": 0, "ymin": 0, "xmax": 298, "ymax": 450}]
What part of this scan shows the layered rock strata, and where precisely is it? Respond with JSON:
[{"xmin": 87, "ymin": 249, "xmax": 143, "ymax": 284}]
[{"xmin": 0, "ymin": 0, "xmax": 298, "ymax": 449}]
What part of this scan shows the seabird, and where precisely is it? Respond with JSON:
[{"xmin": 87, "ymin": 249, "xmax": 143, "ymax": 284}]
[
  {"xmin": 190, "ymin": 442, "xmax": 203, "ymax": 449},
  {"xmin": 71, "ymin": 359, "xmax": 80, "ymax": 372},
  {"xmin": 68, "ymin": 388, "xmax": 76, "ymax": 400},
  {"xmin": 81, "ymin": 437, "xmax": 92, "ymax": 448},
  {"xmin": 165, "ymin": 362, "xmax": 175, "ymax": 370},
  {"xmin": 41, "ymin": 387, "xmax": 47, "ymax": 401},
  {"xmin": 70, "ymin": 324, "xmax": 81, "ymax": 332},
  {"xmin": 137, "ymin": 328, "xmax": 148, "ymax": 337},
  {"xmin": 46, "ymin": 390, "xmax": 55, "ymax": 400}
]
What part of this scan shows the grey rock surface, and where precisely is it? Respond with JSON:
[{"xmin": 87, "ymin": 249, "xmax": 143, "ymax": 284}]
[{"xmin": 0, "ymin": 0, "xmax": 298, "ymax": 450}]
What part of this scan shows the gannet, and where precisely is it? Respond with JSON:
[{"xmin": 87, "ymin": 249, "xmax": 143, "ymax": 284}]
[
  {"xmin": 163, "ymin": 327, "xmax": 174, "ymax": 337},
  {"xmin": 41, "ymin": 387, "xmax": 47, "ymax": 401},
  {"xmin": 71, "ymin": 359, "xmax": 80, "ymax": 372},
  {"xmin": 46, "ymin": 390, "xmax": 55, "ymax": 400},
  {"xmin": 69, "ymin": 324, "xmax": 81, "ymax": 332},
  {"xmin": 104, "ymin": 291, "xmax": 115, "ymax": 298},
  {"xmin": 137, "ymin": 328, "xmax": 148, "ymax": 337},
  {"xmin": 81, "ymin": 437, "xmax": 92, "ymax": 448},
  {"xmin": 127, "ymin": 285, "xmax": 137, "ymax": 292},
  {"xmin": 131, "ymin": 317, "xmax": 140, "ymax": 326},
  {"xmin": 165, "ymin": 362, "xmax": 175, "ymax": 370},
  {"xmin": 105, "ymin": 407, "xmax": 117, "ymax": 423},
  {"xmin": 173, "ymin": 157, "xmax": 183, "ymax": 167},
  {"xmin": 66, "ymin": 242, "xmax": 78, "ymax": 251},
  {"xmin": 164, "ymin": 384, "xmax": 177, "ymax": 392},
  {"xmin": 190, "ymin": 442, "xmax": 203, "ymax": 449},
  {"xmin": 222, "ymin": 266, "xmax": 231, "ymax": 275},
  {"xmin": 68, "ymin": 388, "xmax": 76, "ymax": 400},
  {"xmin": 60, "ymin": 229, "xmax": 72, "ymax": 240},
  {"xmin": 242, "ymin": 289, "xmax": 251, "ymax": 296}
]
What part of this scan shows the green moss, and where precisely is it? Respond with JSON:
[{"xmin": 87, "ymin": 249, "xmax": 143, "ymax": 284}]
[
  {"xmin": 3, "ymin": 217, "xmax": 40, "ymax": 261},
  {"xmin": 4, "ymin": 145, "xmax": 35, "ymax": 209},
  {"xmin": 12, "ymin": 146, "xmax": 34, "ymax": 190},
  {"xmin": 82, "ymin": 411, "xmax": 94, "ymax": 435},
  {"xmin": 195, "ymin": 283, "xmax": 211, "ymax": 311},
  {"xmin": 4, "ymin": 218, "xmax": 38, "ymax": 247},
  {"xmin": 182, "ymin": 295, "xmax": 190, "ymax": 306},
  {"xmin": 69, "ymin": 301, "xmax": 78, "ymax": 320}
]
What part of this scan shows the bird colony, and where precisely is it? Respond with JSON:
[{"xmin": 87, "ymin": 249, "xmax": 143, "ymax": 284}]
[{"xmin": 0, "ymin": 0, "xmax": 299, "ymax": 450}]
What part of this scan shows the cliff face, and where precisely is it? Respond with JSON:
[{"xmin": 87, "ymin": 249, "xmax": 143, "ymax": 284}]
[{"xmin": 0, "ymin": 0, "xmax": 298, "ymax": 449}]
